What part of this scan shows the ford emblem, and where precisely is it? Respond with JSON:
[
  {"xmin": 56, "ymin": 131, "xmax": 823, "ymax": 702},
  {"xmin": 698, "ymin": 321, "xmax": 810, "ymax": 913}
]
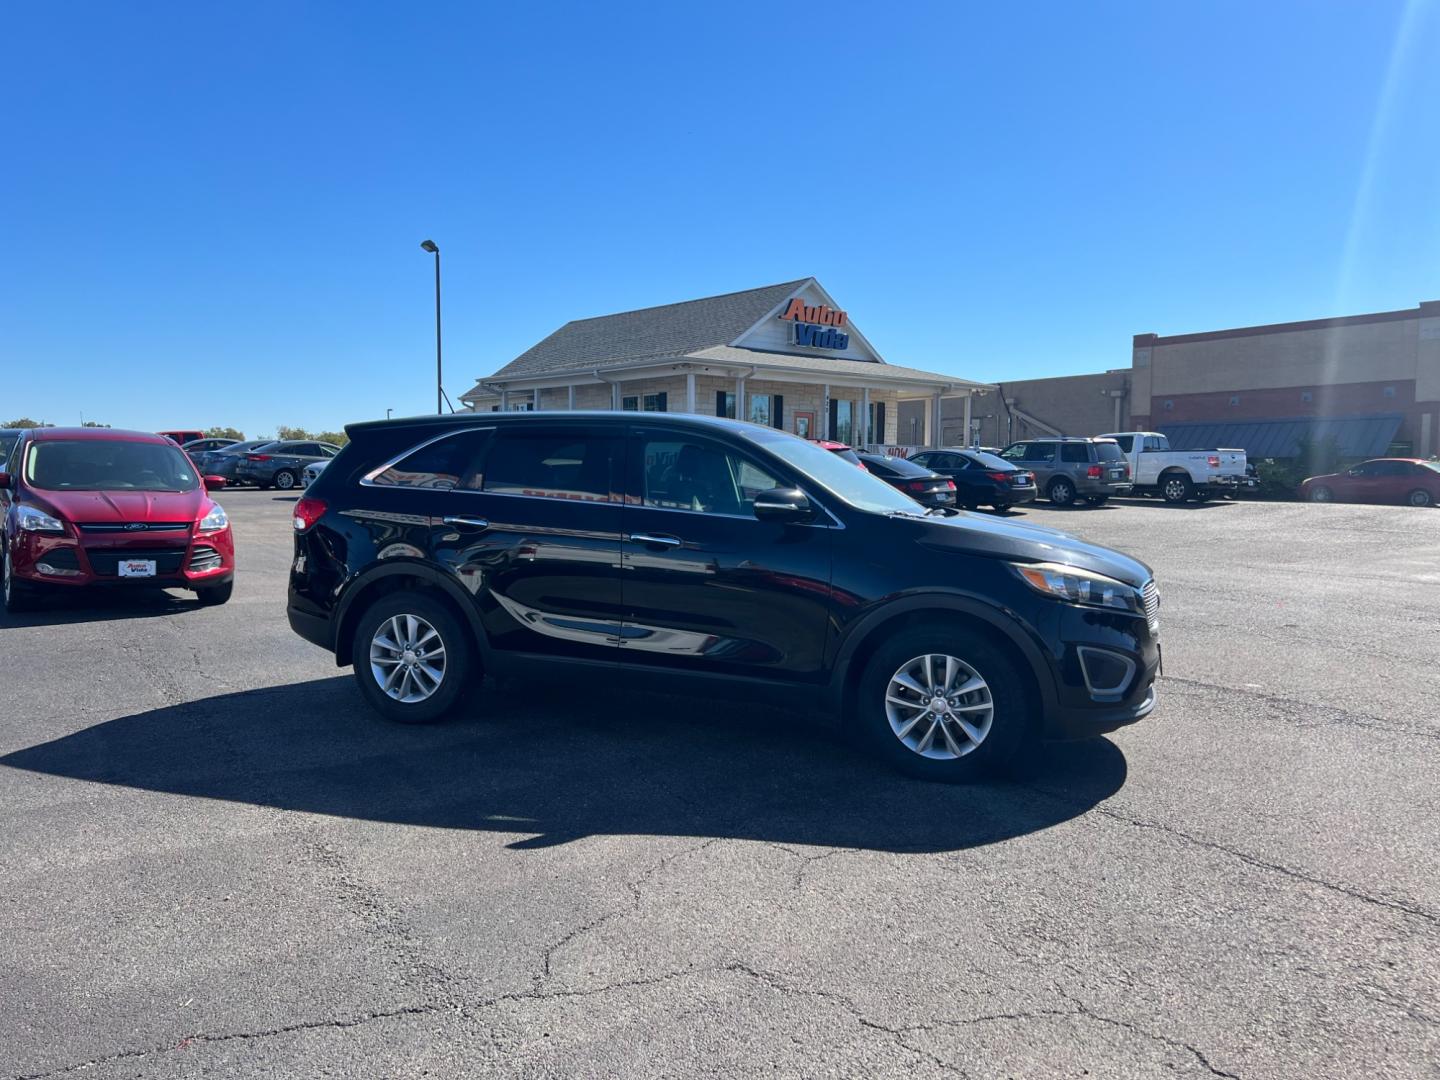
[{"xmin": 124, "ymin": 523, "xmax": 147, "ymax": 531}]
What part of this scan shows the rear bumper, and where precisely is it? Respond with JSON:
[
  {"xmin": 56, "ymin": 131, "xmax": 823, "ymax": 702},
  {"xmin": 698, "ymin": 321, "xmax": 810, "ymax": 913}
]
[{"xmin": 288, "ymin": 603, "xmax": 334, "ymax": 651}]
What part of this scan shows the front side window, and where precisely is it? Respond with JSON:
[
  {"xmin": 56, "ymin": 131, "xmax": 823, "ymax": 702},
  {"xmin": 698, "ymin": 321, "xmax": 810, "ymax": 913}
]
[
  {"xmin": 999, "ymin": 444, "xmax": 1027, "ymax": 461},
  {"xmin": 639, "ymin": 438, "xmax": 780, "ymax": 515},
  {"xmin": 739, "ymin": 427, "xmax": 921, "ymax": 515},
  {"xmin": 367, "ymin": 429, "xmax": 492, "ymax": 490},
  {"xmin": 484, "ymin": 432, "xmax": 618, "ymax": 503},
  {"xmin": 1028, "ymin": 443, "xmax": 1057, "ymax": 462},
  {"xmin": 26, "ymin": 439, "xmax": 199, "ymax": 492}
]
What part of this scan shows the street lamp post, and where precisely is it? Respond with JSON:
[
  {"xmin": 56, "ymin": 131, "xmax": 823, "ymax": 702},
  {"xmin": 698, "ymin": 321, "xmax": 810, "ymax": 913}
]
[
  {"xmin": 420, "ymin": 239, "xmax": 442, "ymax": 415},
  {"xmin": 386, "ymin": 408, "xmax": 393, "ymax": 420}
]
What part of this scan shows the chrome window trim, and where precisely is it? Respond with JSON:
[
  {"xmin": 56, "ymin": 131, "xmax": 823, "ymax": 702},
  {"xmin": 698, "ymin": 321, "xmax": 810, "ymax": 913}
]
[{"xmin": 359, "ymin": 426, "xmax": 498, "ymax": 488}]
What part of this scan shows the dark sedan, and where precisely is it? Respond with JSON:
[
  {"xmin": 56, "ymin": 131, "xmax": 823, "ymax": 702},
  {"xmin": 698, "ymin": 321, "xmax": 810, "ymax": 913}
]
[
  {"xmin": 856, "ymin": 452, "xmax": 957, "ymax": 509},
  {"xmin": 193, "ymin": 440, "xmax": 279, "ymax": 481},
  {"xmin": 234, "ymin": 440, "xmax": 341, "ymax": 491},
  {"xmin": 908, "ymin": 448, "xmax": 1037, "ymax": 511}
]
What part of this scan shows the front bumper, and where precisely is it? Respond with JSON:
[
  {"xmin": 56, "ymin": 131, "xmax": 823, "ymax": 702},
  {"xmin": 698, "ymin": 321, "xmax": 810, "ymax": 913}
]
[{"xmin": 11, "ymin": 530, "xmax": 235, "ymax": 589}]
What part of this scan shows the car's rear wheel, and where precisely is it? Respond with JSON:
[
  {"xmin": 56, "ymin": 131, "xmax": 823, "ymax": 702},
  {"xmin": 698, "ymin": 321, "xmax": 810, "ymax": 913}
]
[
  {"xmin": 857, "ymin": 624, "xmax": 1035, "ymax": 782},
  {"xmin": 196, "ymin": 579, "xmax": 233, "ymax": 606},
  {"xmin": 353, "ymin": 591, "xmax": 474, "ymax": 724},
  {"xmin": 273, "ymin": 469, "xmax": 297, "ymax": 491},
  {"xmin": 1161, "ymin": 474, "xmax": 1192, "ymax": 504},
  {"xmin": 1406, "ymin": 489, "xmax": 1433, "ymax": 507},
  {"xmin": 1308, "ymin": 485, "xmax": 1334, "ymax": 503},
  {"xmin": 1047, "ymin": 477, "xmax": 1076, "ymax": 506},
  {"xmin": 2, "ymin": 547, "xmax": 38, "ymax": 614}
]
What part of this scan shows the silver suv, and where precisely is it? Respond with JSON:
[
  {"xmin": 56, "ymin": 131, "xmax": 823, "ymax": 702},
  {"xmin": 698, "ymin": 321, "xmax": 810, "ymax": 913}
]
[{"xmin": 999, "ymin": 437, "xmax": 1132, "ymax": 507}]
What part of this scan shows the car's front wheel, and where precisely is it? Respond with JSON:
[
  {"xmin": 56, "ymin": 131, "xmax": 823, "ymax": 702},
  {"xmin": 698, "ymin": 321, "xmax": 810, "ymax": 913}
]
[
  {"xmin": 352, "ymin": 591, "xmax": 474, "ymax": 724},
  {"xmin": 857, "ymin": 624, "xmax": 1036, "ymax": 782},
  {"xmin": 3, "ymin": 546, "xmax": 39, "ymax": 614},
  {"xmin": 1308, "ymin": 485, "xmax": 1334, "ymax": 503}
]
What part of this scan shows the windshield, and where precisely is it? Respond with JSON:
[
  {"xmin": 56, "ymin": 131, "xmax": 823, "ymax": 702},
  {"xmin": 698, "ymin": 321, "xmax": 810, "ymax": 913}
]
[
  {"xmin": 1423, "ymin": 462, "xmax": 1440, "ymax": 474},
  {"xmin": 26, "ymin": 439, "xmax": 200, "ymax": 492},
  {"xmin": 742, "ymin": 428, "xmax": 926, "ymax": 514},
  {"xmin": 965, "ymin": 451, "xmax": 1013, "ymax": 470},
  {"xmin": 1095, "ymin": 442, "xmax": 1124, "ymax": 461}
]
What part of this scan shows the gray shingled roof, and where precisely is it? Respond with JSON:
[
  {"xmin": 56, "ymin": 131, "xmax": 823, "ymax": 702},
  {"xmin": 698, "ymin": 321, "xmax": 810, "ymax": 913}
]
[
  {"xmin": 489, "ymin": 279, "xmax": 810, "ymax": 379},
  {"xmin": 685, "ymin": 346, "xmax": 990, "ymax": 389}
]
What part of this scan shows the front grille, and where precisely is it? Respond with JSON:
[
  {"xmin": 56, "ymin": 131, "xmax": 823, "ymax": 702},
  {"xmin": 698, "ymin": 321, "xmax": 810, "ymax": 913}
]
[
  {"xmin": 36, "ymin": 547, "xmax": 81, "ymax": 571},
  {"xmin": 188, "ymin": 545, "xmax": 223, "ymax": 572},
  {"xmin": 86, "ymin": 547, "xmax": 188, "ymax": 577},
  {"xmin": 77, "ymin": 522, "xmax": 192, "ymax": 534},
  {"xmin": 1142, "ymin": 579, "xmax": 1160, "ymax": 633}
]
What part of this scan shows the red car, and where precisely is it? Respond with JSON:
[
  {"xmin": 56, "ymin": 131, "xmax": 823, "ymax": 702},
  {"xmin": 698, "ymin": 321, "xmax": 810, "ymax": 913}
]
[
  {"xmin": 0, "ymin": 427, "xmax": 235, "ymax": 613},
  {"xmin": 810, "ymin": 439, "xmax": 867, "ymax": 467},
  {"xmin": 1301, "ymin": 458, "xmax": 1440, "ymax": 507}
]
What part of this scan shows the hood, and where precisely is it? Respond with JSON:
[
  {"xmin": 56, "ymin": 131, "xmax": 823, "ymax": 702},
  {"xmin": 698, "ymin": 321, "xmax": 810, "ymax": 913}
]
[
  {"xmin": 32, "ymin": 488, "xmax": 209, "ymax": 524},
  {"xmin": 915, "ymin": 510, "xmax": 1154, "ymax": 587}
]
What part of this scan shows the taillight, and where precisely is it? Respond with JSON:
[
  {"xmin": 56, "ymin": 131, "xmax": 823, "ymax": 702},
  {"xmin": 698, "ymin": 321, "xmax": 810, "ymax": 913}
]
[
  {"xmin": 1087, "ymin": 465, "xmax": 1103, "ymax": 478},
  {"xmin": 293, "ymin": 496, "xmax": 326, "ymax": 532},
  {"xmin": 1207, "ymin": 455, "xmax": 1220, "ymax": 468},
  {"xmin": 943, "ymin": 480, "xmax": 956, "ymax": 490},
  {"xmin": 904, "ymin": 480, "xmax": 929, "ymax": 492},
  {"xmin": 248, "ymin": 453, "xmax": 271, "ymax": 461},
  {"xmin": 986, "ymin": 471, "xmax": 1010, "ymax": 482}
]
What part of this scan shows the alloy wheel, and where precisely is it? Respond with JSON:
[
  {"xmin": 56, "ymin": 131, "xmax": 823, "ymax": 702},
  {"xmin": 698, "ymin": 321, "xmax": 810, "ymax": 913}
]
[
  {"xmin": 369, "ymin": 613, "xmax": 447, "ymax": 703},
  {"xmin": 274, "ymin": 470, "xmax": 296, "ymax": 491},
  {"xmin": 884, "ymin": 653, "xmax": 994, "ymax": 760},
  {"xmin": 1408, "ymin": 490, "xmax": 1432, "ymax": 507},
  {"xmin": 1050, "ymin": 479, "xmax": 1074, "ymax": 506},
  {"xmin": 1310, "ymin": 486, "xmax": 1333, "ymax": 503}
]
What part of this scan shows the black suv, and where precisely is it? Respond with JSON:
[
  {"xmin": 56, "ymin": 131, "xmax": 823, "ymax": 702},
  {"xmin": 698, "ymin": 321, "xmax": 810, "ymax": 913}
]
[{"xmin": 288, "ymin": 413, "xmax": 1160, "ymax": 781}]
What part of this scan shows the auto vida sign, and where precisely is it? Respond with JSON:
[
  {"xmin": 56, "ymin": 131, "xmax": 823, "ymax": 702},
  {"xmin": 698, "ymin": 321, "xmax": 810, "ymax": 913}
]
[{"xmin": 777, "ymin": 298, "xmax": 850, "ymax": 350}]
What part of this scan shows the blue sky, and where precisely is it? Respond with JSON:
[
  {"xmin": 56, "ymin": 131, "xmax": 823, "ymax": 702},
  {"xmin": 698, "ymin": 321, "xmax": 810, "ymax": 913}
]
[{"xmin": 2, "ymin": 1, "xmax": 1437, "ymax": 437}]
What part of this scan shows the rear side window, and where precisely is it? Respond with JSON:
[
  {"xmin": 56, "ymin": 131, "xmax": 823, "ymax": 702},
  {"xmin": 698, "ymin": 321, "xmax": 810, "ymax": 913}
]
[
  {"xmin": 484, "ymin": 431, "xmax": 619, "ymax": 502},
  {"xmin": 1094, "ymin": 442, "xmax": 1124, "ymax": 461},
  {"xmin": 1060, "ymin": 444, "xmax": 1089, "ymax": 463},
  {"xmin": 367, "ymin": 430, "xmax": 492, "ymax": 490}
]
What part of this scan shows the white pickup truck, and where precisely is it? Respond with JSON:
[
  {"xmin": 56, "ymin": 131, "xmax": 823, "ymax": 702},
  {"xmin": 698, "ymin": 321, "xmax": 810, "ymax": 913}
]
[{"xmin": 1101, "ymin": 431, "xmax": 1248, "ymax": 504}]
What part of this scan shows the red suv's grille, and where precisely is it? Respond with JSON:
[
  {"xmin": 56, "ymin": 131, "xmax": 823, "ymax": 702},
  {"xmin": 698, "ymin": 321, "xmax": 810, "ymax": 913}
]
[{"xmin": 86, "ymin": 547, "xmax": 188, "ymax": 576}]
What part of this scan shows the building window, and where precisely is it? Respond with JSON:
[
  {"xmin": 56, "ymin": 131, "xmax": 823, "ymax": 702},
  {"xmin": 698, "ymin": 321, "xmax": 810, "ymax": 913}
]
[
  {"xmin": 715, "ymin": 391, "xmax": 736, "ymax": 419},
  {"xmin": 1383, "ymin": 386, "xmax": 1397, "ymax": 399},
  {"xmin": 643, "ymin": 392, "xmax": 667, "ymax": 412},
  {"xmin": 1301, "ymin": 390, "xmax": 1313, "ymax": 403},
  {"xmin": 749, "ymin": 393, "xmax": 771, "ymax": 427},
  {"xmin": 622, "ymin": 396, "xmax": 638, "ymax": 412},
  {"xmin": 866, "ymin": 401, "xmax": 887, "ymax": 445},
  {"xmin": 1229, "ymin": 395, "xmax": 1240, "ymax": 406},
  {"xmin": 831, "ymin": 399, "xmax": 855, "ymax": 444}
]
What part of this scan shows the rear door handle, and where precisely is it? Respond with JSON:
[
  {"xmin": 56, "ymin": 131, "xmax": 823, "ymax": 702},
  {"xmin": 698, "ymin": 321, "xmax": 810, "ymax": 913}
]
[
  {"xmin": 442, "ymin": 516, "xmax": 490, "ymax": 530},
  {"xmin": 627, "ymin": 533, "xmax": 681, "ymax": 548}
]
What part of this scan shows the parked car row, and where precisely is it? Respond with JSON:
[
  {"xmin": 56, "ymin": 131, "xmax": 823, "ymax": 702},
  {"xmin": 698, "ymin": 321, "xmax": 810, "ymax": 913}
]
[{"xmin": 179, "ymin": 438, "xmax": 341, "ymax": 489}]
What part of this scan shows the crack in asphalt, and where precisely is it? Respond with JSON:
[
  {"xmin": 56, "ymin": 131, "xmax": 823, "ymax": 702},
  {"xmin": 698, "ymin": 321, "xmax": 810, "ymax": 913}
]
[{"xmin": 1162, "ymin": 675, "xmax": 1440, "ymax": 744}]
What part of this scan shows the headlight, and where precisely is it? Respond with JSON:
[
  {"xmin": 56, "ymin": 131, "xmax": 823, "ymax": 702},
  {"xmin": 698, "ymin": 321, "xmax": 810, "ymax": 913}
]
[
  {"xmin": 1010, "ymin": 561, "xmax": 1141, "ymax": 614},
  {"xmin": 198, "ymin": 502, "xmax": 229, "ymax": 531},
  {"xmin": 16, "ymin": 505, "xmax": 65, "ymax": 533}
]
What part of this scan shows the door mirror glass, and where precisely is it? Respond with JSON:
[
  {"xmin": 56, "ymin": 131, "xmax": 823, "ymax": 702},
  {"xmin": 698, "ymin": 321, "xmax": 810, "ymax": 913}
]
[{"xmin": 753, "ymin": 486, "xmax": 814, "ymax": 523}]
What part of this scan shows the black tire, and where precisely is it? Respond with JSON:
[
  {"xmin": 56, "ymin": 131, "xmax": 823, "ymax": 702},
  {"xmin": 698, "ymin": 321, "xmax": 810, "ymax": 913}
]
[
  {"xmin": 1083, "ymin": 496, "xmax": 1108, "ymax": 507},
  {"xmin": 855, "ymin": 622, "xmax": 1037, "ymax": 783},
  {"xmin": 1308, "ymin": 485, "xmax": 1333, "ymax": 503},
  {"xmin": 1047, "ymin": 477, "xmax": 1076, "ymax": 507},
  {"xmin": 273, "ymin": 469, "xmax": 297, "ymax": 491},
  {"xmin": 352, "ymin": 590, "xmax": 475, "ymax": 724},
  {"xmin": 1160, "ymin": 474, "xmax": 1192, "ymax": 504},
  {"xmin": 991, "ymin": 503, "xmax": 1010, "ymax": 512},
  {"xmin": 1406, "ymin": 489, "xmax": 1433, "ymax": 507},
  {"xmin": 196, "ymin": 579, "xmax": 234, "ymax": 606},
  {"xmin": 2, "ymin": 546, "xmax": 39, "ymax": 614}
]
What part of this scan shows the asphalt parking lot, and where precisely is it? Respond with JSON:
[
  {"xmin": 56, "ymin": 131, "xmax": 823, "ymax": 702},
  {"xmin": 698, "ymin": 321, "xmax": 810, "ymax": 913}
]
[{"xmin": 2, "ymin": 490, "xmax": 1437, "ymax": 1079}]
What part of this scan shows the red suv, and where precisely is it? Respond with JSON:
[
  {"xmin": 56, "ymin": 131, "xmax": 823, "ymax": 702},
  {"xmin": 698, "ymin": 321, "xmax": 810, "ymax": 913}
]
[{"xmin": 0, "ymin": 428, "xmax": 235, "ymax": 613}]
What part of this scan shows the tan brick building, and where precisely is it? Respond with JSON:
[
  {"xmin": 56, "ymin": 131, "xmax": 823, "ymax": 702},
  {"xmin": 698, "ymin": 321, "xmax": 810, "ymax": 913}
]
[{"xmin": 460, "ymin": 279, "xmax": 991, "ymax": 451}]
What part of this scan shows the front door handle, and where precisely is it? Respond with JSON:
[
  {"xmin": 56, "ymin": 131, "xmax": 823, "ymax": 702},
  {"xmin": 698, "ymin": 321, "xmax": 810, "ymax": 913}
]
[
  {"xmin": 442, "ymin": 515, "xmax": 490, "ymax": 530},
  {"xmin": 627, "ymin": 532, "xmax": 681, "ymax": 548}
]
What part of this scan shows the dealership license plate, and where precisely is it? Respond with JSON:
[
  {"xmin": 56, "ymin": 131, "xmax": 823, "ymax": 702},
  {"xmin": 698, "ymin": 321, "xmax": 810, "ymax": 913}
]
[{"xmin": 118, "ymin": 559, "xmax": 157, "ymax": 578}]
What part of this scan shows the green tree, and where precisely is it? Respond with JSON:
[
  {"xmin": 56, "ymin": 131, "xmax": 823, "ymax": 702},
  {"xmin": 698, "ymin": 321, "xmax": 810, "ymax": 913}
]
[
  {"xmin": 205, "ymin": 425, "xmax": 245, "ymax": 440},
  {"xmin": 315, "ymin": 430, "xmax": 349, "ymax": 446},
  {"xmin": 276, "ymin": 425, "xmax": 312, "ymax": 440},
  {"xmin": 3, "ymin": 417, "xmax": 41, "ymax": 428}
]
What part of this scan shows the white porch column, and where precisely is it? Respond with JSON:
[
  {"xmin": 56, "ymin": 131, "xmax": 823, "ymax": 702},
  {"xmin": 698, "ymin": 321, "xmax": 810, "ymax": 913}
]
[
  {"xmin": 532, "ymin": 389, "xmax": 539, "ymax": 411},
  {"xmin": 861, "ymin": 387, "xmax": 871, "ymax": 448},
  {"xmin": 963, "ymin": 393, "xmax": 973, "ymax": 447},
  {"xmin": 822, "ymin": 384, "xmax": 830, "ymax": 438},
  {"xmin": 612, "ymin": 382, "xmax": 620, "ymax": 409},
  {"xmin": 736, "ymin": 374, "xmax": 745, "ymax": 420},
  {"xmin": 568, "ymin": 385, "xmax": 575, "ymax": 410},
  {"xmin": 500, "ymin": 389, "xmax": 509, "ymax": 411},
  {"xmin": 931, "ymin": 393, "xmax": 942, "ymax": 448},
  {"xmin": 685, "ymin": 372, "xmax": 696, "ymax": 414}
]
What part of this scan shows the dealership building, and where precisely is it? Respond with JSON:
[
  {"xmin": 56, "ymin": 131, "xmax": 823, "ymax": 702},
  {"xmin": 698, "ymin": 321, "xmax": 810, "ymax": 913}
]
[
  {"xmin": 954, "ymin": 299, "xmax": 1440, "ymax": 459},
  {"xmin": 461, "ymin": 278, "xmax": 992, "ymax": 450}
]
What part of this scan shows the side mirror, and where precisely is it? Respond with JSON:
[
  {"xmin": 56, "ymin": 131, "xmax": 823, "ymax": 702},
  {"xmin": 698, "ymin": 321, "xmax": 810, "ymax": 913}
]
[
  {"xmin": 753, "ymin": 486, "xmax": 814, "ymax": 523},
  {"xmin": 0, "ymin": 472, "xmax": 10, "ymax": 490},
  {"xmin": 1347, "ymin": 469, "xmax": 1361, "ymax": 478},
  {"xmin": 203, "ymin": 475, "xmax": 227, "ymax": 491}
]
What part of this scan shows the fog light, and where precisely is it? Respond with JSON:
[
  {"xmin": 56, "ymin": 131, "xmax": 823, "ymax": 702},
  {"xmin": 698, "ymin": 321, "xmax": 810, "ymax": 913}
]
[
  {"xmin": 1076, "ymin": 646, "xmax": 1136, "ymax": 701},
  {"xmin": 36, "ymin": 562, "xmax": 82, "ymax": 577}
]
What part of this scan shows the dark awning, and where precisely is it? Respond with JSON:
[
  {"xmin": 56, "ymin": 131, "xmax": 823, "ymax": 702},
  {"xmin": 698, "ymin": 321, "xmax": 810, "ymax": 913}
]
[{"xmin": 1159, "ymin": 413, "xmax": 1403, "ymax": 459}]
